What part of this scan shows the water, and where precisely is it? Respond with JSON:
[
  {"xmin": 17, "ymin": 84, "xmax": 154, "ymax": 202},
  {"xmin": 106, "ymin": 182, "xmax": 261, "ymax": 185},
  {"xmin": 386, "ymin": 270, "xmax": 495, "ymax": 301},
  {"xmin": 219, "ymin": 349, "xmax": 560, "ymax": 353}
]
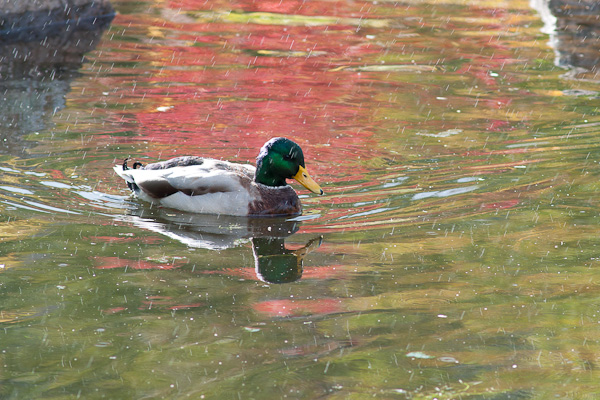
[{"xmin": 1, "ymin": 0, "xmax": 600, "ymax": 398}]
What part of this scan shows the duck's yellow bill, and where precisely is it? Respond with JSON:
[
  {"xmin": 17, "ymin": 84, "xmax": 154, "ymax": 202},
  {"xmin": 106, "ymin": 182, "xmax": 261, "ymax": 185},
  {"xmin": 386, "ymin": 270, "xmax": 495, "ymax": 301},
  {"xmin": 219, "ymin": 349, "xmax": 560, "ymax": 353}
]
[{"xmin": 293, "ymin": 166, "xmax": 324, "ymax": 195}]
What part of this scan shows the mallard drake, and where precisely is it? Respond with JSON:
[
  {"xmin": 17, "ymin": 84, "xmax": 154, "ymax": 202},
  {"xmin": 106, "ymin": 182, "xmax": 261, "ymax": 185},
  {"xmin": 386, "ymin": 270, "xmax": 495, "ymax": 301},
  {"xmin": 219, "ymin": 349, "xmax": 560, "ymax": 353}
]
[{"xmin": 113, "ymin": 137, "xmax": 323, "ymax": 216}]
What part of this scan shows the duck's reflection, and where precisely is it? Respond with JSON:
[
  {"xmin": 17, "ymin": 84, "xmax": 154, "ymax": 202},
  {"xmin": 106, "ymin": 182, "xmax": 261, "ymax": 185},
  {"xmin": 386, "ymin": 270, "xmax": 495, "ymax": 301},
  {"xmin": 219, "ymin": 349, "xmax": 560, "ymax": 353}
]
[
  {"xmin": 118, "ymin": 208, "xmax": 322, "ymax": 283},
  {"xmin": 252, "ymin": 236, "xmax": 322, "ymax": 283}
]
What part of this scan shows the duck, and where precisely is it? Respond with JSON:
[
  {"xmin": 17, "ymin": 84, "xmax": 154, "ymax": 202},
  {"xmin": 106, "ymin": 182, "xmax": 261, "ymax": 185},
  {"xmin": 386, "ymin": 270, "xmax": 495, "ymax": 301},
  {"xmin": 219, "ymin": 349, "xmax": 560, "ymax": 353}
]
[{"xmin": 113, "ymin": 137, "xmax": 324, "ymax": 216}]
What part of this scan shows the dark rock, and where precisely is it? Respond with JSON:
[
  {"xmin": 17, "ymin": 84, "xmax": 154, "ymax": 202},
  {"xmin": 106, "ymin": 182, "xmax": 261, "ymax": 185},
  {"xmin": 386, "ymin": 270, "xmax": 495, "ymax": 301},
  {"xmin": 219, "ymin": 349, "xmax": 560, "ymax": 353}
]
[
  {"xmin": 548, "ymin": 0, "xmax": 600, "ymax": 69},
  {"xmin": 0, "ymin": 0, "xmax": 115, "ymax": 43},
  {"xmin": 0, "ymin": 0, "xmax": 115, "ymax": 156},
  {"xmin": 0, "ymin": 0, "xmax": 115, "ymax": 77}
]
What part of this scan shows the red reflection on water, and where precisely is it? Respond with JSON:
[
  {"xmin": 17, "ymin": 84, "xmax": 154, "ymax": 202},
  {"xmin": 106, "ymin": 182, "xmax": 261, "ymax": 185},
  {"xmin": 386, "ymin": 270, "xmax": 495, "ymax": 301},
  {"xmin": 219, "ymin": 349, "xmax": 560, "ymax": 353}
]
[
  {"xmin": 487, "ymin": 120, "xmax": 514, "ymax": 132},
  {"xmin": 253, "ymin": 298, "xmax": 342, "ymax": 317},
  {"xmin": 87, "ymin": 235, "xmax": 163, "ymax": 244},
  {"xmin": 98, "ymin": 8, "xmax": 385, "ymax": 176},
  {"xmin": 94, "ymin": 256, "xmax": 184, "ymax": 270}
]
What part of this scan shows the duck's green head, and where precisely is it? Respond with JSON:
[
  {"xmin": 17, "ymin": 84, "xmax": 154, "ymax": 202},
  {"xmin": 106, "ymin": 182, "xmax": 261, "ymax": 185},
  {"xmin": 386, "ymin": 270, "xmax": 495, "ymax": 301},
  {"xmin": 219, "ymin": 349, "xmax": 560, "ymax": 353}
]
[{"xmin": 255, "ymin": 137, "xmax": 324, "ymax": 195}]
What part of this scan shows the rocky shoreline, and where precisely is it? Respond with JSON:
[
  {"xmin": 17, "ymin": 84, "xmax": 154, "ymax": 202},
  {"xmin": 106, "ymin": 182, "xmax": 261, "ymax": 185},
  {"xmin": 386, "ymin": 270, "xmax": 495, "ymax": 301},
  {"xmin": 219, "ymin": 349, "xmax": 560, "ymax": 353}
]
[
  {"xmin": 0, "ymin": 0, "xmax": 115, "ymax": 43},
  {"xmin": 0, "ymin": 0, "xmax": 115, "ymax": 77}
]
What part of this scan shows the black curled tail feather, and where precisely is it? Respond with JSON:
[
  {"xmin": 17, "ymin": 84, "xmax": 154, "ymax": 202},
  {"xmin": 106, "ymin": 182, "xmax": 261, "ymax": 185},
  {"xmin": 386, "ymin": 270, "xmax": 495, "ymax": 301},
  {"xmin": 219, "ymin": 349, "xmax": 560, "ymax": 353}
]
[{"xmin": 123, "ymin": 158, "xmax": 144, "ymax": 170}]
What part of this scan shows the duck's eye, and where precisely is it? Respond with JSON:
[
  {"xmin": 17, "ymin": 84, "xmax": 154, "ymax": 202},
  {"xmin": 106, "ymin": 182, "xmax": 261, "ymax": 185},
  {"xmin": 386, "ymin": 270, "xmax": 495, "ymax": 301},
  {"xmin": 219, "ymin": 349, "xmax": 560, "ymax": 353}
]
[{"xmin": 283, "ymin": 154, "xmax": 293, "ymax": 161}]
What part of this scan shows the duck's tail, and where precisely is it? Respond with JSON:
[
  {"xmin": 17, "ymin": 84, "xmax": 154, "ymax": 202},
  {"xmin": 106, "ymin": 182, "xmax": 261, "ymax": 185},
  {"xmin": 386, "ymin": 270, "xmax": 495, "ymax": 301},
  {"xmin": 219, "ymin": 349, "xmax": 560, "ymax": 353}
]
[
  {"xmin": 115, "ymin": 158, "xmax": 144, "ymax": 194},
  {"xmin": 122, "ymin": 158, "xmax": 144, "ymax": 170}
]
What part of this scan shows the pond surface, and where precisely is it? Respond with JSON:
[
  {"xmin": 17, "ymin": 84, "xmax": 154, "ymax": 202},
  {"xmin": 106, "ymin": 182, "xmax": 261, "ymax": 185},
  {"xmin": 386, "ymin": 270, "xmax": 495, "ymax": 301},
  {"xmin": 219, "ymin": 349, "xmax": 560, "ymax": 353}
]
[{"xmin": 1, "ymin": 0, "xmax": 600, "ymax": 398}]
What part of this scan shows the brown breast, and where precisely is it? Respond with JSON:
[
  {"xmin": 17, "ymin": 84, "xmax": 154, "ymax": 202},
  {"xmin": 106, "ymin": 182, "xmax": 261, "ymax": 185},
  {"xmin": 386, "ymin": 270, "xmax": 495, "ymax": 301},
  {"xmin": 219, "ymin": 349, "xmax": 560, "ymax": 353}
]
[{"xmin": 248, "ymin": 185, "xmax": 302, "ymax": 216}]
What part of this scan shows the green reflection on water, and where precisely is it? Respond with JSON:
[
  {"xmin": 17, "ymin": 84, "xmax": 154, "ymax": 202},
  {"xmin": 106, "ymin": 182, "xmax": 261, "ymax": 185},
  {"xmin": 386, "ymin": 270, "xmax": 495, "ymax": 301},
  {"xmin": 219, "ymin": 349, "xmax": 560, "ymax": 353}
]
[{"xmin": 1, "ymin": 0, "xmax": 600, "ymax": 398}]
